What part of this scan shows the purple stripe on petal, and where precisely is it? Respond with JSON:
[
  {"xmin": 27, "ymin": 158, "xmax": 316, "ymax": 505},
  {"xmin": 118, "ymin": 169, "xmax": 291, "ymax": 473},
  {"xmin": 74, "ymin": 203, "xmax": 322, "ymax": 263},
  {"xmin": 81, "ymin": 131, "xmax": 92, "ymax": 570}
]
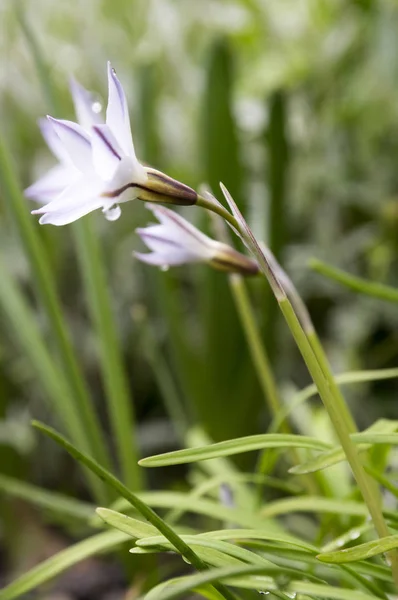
[{"xmin": 91, "ymin": 124, "xmax": 123, "ymax": 181}]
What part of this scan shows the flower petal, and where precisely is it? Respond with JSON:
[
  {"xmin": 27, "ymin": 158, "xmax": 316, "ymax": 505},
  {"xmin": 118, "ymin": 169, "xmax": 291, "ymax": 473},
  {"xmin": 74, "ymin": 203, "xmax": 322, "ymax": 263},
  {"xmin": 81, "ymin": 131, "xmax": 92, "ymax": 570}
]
[
  {"xmin": 25, "ymin": 164, "xmax": 78, "ymax": 203},
  {"xmin": 38, "ymin": 196, "xmax": 105, "ymax": 226},
  {"xmin": 91, "ymin": 124, "xmax": 122, "ymax": 181},
  {"xmin": 32, "ymin": 174, "xmax": 104, "ymax": 224},
  {"xmin": 144, "ymin": 204, "xmax": 215, "ymax": 257},
  {"xmin": 47, "ymin": 117, "xmax": 93, "ymax": 172},
  {"xmin": 39, "ymin": 118, "xmax": 72, "ymax": 165},
  {"xmin": 69, "ymin": 77, "xmax": 102, "ymax": 130},
  {"xmin": 136, "ymin": 228, "xmax": 201, "ymax": 263},
  {"xmin": 106, "ymin": 62, "xmax": 136, "ymax": 157},
  {"xmin": 134, "ymin": 250, "xmax": 196, "ymax": 267}
]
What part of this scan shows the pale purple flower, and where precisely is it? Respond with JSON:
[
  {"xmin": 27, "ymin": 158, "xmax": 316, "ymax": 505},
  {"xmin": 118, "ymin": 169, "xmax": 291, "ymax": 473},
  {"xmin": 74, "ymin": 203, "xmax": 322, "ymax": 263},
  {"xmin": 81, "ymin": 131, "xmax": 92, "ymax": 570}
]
[
  {"xmin": 27, "ymin": 63, "xmax": 196, "ymax": 226},
  {"xmin": 25, "ymin": 79, "xmax": 102, "ymax": 205},
  {"xmin": 135, "ymin": 204, "xmax": 258, "ymax": 275},
  {"xmin": 29, "ymin": 63, "xmax": 147, "ymax": 225}
]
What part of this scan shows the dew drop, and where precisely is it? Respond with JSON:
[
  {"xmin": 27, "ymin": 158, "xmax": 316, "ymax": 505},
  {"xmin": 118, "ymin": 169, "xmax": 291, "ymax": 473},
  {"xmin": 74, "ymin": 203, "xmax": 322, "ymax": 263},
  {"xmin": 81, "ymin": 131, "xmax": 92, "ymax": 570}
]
[
  {"xmin": 160, "ymin": 264, "xmax": 169, "ymax": 272},
  {"xmin": 104, "ymin": 205, "xmax": 121, "ymax": 221},
  {"xmin": 92, "ymin": 100, "xmax": 102, "ymax": 114}
]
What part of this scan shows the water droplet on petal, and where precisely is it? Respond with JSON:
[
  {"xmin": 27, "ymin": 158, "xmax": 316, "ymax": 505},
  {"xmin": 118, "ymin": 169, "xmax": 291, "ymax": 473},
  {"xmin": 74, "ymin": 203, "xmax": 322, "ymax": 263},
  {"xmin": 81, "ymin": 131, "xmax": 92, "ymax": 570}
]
[
  {"xmin": 104, "ymin": 205, "xmax": 121, "ymax": 221},
  {"xmin": 92, "ymin": 100, "xmax": 102, "ymax": 114},
  {"xmin": 160, "ymin": 264, "xmax": 169, "ymax": 272}
]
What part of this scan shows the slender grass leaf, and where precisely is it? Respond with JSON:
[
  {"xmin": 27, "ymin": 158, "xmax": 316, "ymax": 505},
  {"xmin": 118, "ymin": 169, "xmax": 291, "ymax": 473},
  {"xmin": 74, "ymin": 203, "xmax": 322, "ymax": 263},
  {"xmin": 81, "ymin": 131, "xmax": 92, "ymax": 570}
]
[
  {"xmin": 96, "ymin": 508, "xmax": 158, "ymax": 538},
  {"xmin": 310, "ymin": 259, "xmax": 398, "ymax": 304},
  {"xmin": 290, "ymin": 428, "xmax": 398, "ymax": 475},
  {"xmin": 32, "ymin": 421, "xmax": 239, "ymax": 600},
  {"xmin": 143, "ymin": 564, "xmax": 377, "ymax": 600},
  {"xmin": 271, "ymin": 370, "xmax": 398, "ymax": 434},
  {"xmin": 263, "ymin": 90, "xmax": 290, "ymax": 360},
  {"xmin": 73, "ymin": 219, "xmax": 141, "ymax": 490},
  {"xmin": 0, "ymin": 474, "xmax": 94, "ymax": 521},
  {"xmin": 138, "ymin": 433, "xmax": 331, "ymax": 467},
  {"xmin": 137, "ymin": 535, "xmax": 273, "ymax": 566},
  {"xmin": 321, "ymin": 522, "xmax": 373, "ymax": 553},
  {"xmin": 0, "ymin": 529, "xmax": 129, "ymax": 600},
  {"xmin": 317, "ymin": 534, "xmax": 398, "ymax": 564},
  {"xmin": 112, "ymin": 492, "xmax": 275, "ymax": 530},
  {"xmin": 260, "ymin": 496, "xmax": 368, "ymax": 519},
  {"xmin": 197, "ymin": 529, "xmax": 317, "ymax": 552},
  {"xmin": 0, "ymin": 257, "xmax": 106, "ymax": 502},
  {"xmin": 143, "ymin": 566, "xmax": 273, "ymax": 600}
]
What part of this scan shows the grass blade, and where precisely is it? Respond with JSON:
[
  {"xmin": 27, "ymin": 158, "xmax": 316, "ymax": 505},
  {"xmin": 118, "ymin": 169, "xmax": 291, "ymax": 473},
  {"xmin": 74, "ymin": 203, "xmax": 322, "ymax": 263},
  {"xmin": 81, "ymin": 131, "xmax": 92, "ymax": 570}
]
[
  {"xmin": 317, "ymin": 534, "xmax": 398, "ymax": 564},
  {"xmin": 0, "ymin": 529, "xmax": 129, "ymax": 600},
  {"xmin": 32, "ymin": 421, "xmax": 240, "ymax": 600},
  {"xmin": 0, "ymin": 133, "xmax": 110, "ymax": 503},
  {"xmin": 0, "ymin": 474, "xmax": 94, "ymax": 521},
  {"xmin": 73, "ymin": 219, "xmax": 141, "ymax": 490},
  {"xmin": 310, "ymin": 259, "xmax": 398, "ymax": 304},
  {"xmin": 0, "ymin": 255, "xmax": 107, "ymax": 503},
  {"xmin": 96, "ymin": 507, "xmax": 158, "ymax": 538},
  {"xmin": 138, "ymin": 433, "xmax": 331, "ymax": 467}
]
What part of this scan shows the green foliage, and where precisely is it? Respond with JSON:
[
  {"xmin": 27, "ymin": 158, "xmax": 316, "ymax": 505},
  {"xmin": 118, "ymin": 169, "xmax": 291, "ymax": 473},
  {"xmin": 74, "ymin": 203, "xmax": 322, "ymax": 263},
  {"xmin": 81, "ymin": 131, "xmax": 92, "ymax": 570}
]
[{"xmin": 2, "ymin": 1, "xmax": 398, "ymax": 599}]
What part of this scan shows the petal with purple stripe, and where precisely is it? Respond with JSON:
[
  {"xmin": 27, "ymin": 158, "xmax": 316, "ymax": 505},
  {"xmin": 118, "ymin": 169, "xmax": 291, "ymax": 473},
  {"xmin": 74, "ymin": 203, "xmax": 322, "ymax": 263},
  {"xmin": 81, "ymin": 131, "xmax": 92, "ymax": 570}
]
[
  {"xmin": 91, "ymin": 124, "xmax": 123, "ymax": 181},
  {"xmin": 47, "ymin": 117, "xmax": 93, "ymax": 172},
  {"xmin": 106, "ymin": 62, "xmax": 136, "ymax": 158}
]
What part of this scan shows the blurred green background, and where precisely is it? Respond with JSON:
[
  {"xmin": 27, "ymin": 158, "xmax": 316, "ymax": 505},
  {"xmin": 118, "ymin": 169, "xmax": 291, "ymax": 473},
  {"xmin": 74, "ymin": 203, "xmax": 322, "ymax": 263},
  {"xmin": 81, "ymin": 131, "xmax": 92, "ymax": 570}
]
[{"xmin": 2, "ymin": 0, "xmax": 398, "ymax": 595}]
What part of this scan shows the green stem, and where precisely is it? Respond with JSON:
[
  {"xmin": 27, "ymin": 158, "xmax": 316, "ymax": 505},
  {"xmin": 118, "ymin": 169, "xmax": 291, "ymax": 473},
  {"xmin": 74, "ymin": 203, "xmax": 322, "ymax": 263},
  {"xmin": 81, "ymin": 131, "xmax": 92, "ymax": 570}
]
[
  {"xmin": 228, "ymin": 274, "xmax": 319, "ymax": 496},
  {"xmin": 310, "ymin": 258, "xmax": 398, "ymax": 304},
  {"xmin": 307, "ymin": 332, "xmax": 358, "ymax": 434},
  {"xmin": 135, "ymin": 306, "xmax": 189, "ymax": 442},
  {"xmin": 228, "ymin": 274, "xmax": 282, "ymax": 419},
  {"xmin": 197, "ymin": 193, "xmax": 398, "ymax": 589}
]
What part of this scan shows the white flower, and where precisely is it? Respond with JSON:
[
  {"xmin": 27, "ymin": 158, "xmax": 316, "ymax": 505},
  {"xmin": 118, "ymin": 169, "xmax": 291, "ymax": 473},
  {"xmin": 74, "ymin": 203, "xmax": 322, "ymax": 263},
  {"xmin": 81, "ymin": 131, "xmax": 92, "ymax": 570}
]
[
  {"xmin": 135, "ymin": 204, "xmax": 258, "ymax": 275},
  {"xmin": 25, "ymin": 78, "xmax": 102, "ymax": 205},
  {"xmin": 27, "ymin": 63, "xmax": 196, "ymax": 226}
]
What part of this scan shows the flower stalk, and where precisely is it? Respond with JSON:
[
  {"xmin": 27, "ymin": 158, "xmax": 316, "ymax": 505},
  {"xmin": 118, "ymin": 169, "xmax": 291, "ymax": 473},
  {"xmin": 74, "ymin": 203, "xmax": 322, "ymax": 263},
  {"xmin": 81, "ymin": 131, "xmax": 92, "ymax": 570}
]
[{"xmin": 197, "ymin": 188, "xmax": 398, "ymax": 588}]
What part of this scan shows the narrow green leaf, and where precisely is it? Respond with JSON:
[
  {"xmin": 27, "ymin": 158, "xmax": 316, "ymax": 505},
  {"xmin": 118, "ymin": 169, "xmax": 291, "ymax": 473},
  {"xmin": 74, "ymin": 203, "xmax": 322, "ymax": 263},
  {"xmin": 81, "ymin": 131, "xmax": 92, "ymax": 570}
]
[
  {"xmin": 0, "ymin": 257, "xmax": 106, "ymax": 503},
  {"xmin": 310, "ymin": 259, "xmax": 398, "ymax": 304},
  {"xmin": 137, "ymin": 535, "xmax": 273, "ymax": 566},
  {"xmin": 96, "ymin": 508, "xmax": 157, "ymax": 538},
  {"xmin": 113, "ymin": 491, "xmax": 274, "ymax": 530},
  {"xmin": 143, "ymin": 565, "xmax": 272, "ymax": 600},
  {"xmin": 0, "ymin": 474, "xmax": 94, "ymax": 521},
  {"xmin": 73, "ymin": 220, "xmax": 141, "ymax": 490},
  {"xmin": 271, "ymin": 369, "xmax": 398, "ymax": 434},
  {"xmin": 290, "ymin": 426, "xmax": 398, "ymax": 475},
  {"xmin": 32, "ymin": 421, "xmax": 239, "ymax": 600},
  {"xmin": 0, "ymin": 529, "xmax": 129, "ymax": 600},
  {"xmin": 263, "ymin": 90, "xmax": 290, "ymax": 359},
  {"xmin": 260, "ymin": 496, "xmax": 368, "ymax": 519},
  {"xmin": 197, "ymin": 529, "xmax": 317, "ymax": 553},
  {"xmin": 138, "ymin": 433, "xmax": 331, "ymax": 467},
  {"xmin": 317, "ymin": 534, "xmax": 398, "ymax": 564},
  {"xmin": 143, "ymin": 564, "xmax": 378, "ymax": 600}
]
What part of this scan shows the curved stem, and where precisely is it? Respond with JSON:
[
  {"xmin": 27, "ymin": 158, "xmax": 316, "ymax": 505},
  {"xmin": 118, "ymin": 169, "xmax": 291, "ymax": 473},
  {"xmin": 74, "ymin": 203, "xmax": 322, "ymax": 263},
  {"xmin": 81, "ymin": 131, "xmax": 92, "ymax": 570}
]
[{"xmin": 197, "ymin": 192, "xmax": 398, "ymax": 589}]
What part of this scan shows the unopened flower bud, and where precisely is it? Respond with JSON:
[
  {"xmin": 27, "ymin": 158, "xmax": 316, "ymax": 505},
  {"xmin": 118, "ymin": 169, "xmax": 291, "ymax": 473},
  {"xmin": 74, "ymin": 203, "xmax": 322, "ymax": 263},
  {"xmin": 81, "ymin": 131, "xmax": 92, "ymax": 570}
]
[{"xmin": 141, "ymin": 167, "xmax": 197, "ymax": 206}]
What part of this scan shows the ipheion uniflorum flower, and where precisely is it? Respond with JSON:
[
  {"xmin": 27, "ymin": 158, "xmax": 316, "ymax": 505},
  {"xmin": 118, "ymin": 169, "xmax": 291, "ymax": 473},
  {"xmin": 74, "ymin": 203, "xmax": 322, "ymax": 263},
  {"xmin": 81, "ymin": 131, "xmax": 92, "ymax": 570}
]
[
  {"xmin": 27, "ymin": 62, "xmax": 196, "ymax": 226},
  {"xmin": 135, "ymin": 204, "xmax": 259, "ymax": 275}
]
